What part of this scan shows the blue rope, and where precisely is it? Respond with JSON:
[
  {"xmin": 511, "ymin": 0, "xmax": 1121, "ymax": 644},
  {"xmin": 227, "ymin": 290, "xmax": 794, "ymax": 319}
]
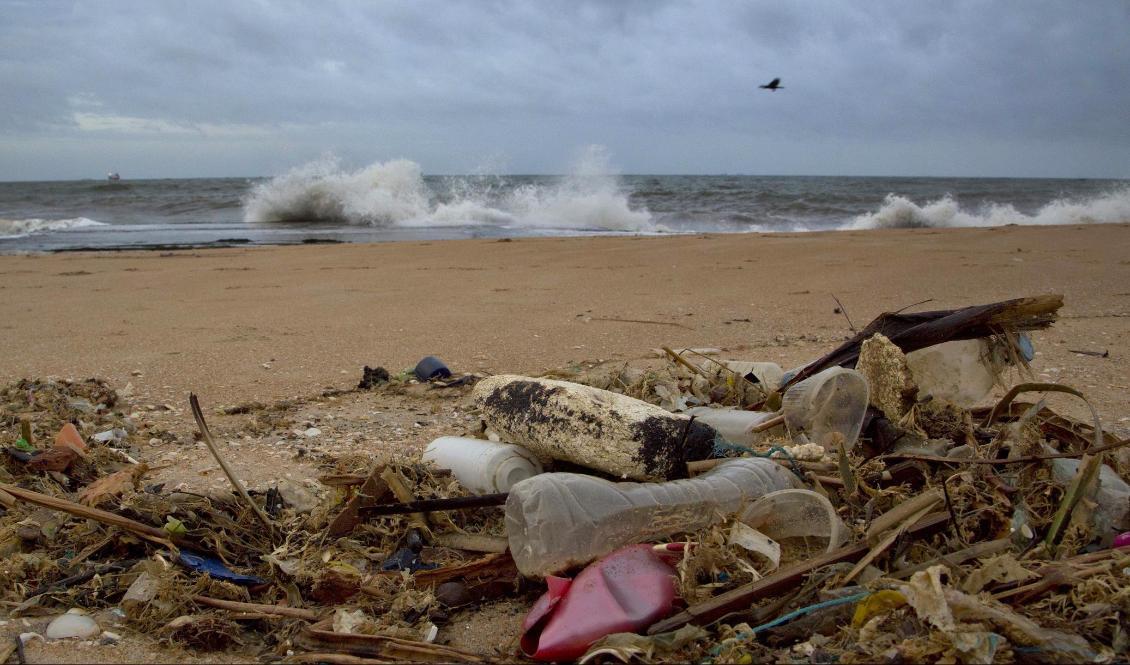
[
  {"xmin": 707, "ymin": 592, "xmax": 869, "ymax": 657},
  {"xmin": 712, "ymin": 436, "xmax": 806, "ymax": 480}
]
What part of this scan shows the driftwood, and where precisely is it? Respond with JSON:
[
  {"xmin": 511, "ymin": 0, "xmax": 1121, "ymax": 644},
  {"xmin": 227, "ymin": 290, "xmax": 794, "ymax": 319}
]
[
  {"xmin": 780, "ymin": 294, "xmax": 1063, "ymax": 391},
  {"xmin": 325, "ymin": 465, "xmax": 391, "ymax": 540},
  {"xmin": 297, "ymin": 619, "xmax": 485, "ymax": 663},
  {"xmin": 0, "ymin": 482, "xmax": 183, "ymax": 549},
  {"xmin": 359, "ymin": 492, "xmax": 508, "ymax": 518},
  {"xmin": 193, "ymin": 595, "xmax": 321, "ymax": 621}
]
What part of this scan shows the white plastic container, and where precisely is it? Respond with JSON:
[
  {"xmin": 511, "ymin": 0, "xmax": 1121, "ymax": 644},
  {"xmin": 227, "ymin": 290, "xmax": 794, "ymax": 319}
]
[
  {"xmin": 423, "ymin": 436, "xmax": 544, "ymax": 494},
  {"xmin": 782, "ymin": 367, "xmax": 869, "ymax": 450},
  {"xmin": 684, "ymin": 407, "xmax": 782, "ymax": 447},
  {"xmin": 906, "ymin": 339, "xmax": 996, "ymax": 407},
  {"xmin": 720, "ymin": 361, "xmax": 785, "ymax": 391},
  {"xmin": 505, "ymin": 458, "xmax": 800, "ymax": 577}
]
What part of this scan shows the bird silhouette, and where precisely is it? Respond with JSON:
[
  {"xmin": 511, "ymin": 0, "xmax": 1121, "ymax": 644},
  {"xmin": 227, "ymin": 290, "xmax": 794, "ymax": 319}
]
[{"xmin": 759, "ymin": 78, "xmax": 784, "ymax": 91}]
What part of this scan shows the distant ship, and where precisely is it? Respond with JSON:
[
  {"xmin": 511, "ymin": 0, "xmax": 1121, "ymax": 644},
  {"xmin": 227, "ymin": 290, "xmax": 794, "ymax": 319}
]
[{"xmin": 107, "ymin": 172, "xmax": 121, "ymax": 182}]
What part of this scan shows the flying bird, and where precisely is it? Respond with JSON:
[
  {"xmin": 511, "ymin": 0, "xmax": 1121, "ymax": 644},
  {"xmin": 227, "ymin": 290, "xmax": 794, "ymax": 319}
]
[{"xmin": 759, "ymin": 78, "xmax": 784, "ymax": 91}]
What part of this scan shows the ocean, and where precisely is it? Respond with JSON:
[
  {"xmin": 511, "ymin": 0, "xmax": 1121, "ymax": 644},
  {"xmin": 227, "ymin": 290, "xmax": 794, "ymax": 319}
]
[{"xmin": 2, "ymin": 155, "xmax": 1128, "ymax": 252}]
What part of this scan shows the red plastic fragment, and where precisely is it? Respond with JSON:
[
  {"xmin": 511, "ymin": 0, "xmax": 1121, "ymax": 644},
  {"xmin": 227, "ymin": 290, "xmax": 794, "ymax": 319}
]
[{"xmin": 520, "ymin": 544, "xmax": 678, "ymax": 661}]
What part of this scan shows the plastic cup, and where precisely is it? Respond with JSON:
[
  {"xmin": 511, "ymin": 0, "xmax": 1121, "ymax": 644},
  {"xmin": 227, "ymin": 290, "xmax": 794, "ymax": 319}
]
[
  {"xmin": 782, "ymin": 367, "xmax": 869, "ymax": 450},
  {"xmin": 738, "ymin": 488, "xmax": 847, "ymax": 554}
]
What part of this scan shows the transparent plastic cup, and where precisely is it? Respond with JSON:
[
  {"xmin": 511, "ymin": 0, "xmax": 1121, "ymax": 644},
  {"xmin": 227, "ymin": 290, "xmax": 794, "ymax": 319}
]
[
  {"xmin": 738, "ymin": 489, "xmax": 847, "ymax": 554},
  {"xmin": 781, "ymin": 367, "xmax": 869, "ymax": 450}
]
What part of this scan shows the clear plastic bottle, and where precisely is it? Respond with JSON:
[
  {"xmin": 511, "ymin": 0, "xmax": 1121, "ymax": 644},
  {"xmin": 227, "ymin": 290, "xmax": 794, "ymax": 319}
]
[
  {"xmin": 505, "ymin": 458, "xmax": 800, "ymax": 577},
  {"xmin": 683, "ymin": 407, "xmax": 781, "ymax": 446}
]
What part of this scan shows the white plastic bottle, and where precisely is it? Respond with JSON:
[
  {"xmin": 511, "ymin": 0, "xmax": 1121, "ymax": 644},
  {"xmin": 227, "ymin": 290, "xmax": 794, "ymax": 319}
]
[
  {"xmin": 423, "ymin": 436, "xmax": 544, "ymax": 494},
  {"xmin": 683, "ymin": 407, "xmax": 781, "ymax": 447},
  {"xmin": 505, "ymin": 458, "xmax": 800, "ymax": 577}
]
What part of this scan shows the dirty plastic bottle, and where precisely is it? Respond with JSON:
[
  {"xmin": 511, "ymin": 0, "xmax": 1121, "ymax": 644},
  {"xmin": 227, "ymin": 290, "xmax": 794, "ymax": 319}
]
[
  {"xmin": 683, "ymin": 407, "xmax": 781, "ymax": 447},
  {"xmin": 424, "ymin": 436, "xmax": 543, "ymax": 494},
  {"xmin": 505, "ymin": 458, "xmax": 800, "ymax": 577}
]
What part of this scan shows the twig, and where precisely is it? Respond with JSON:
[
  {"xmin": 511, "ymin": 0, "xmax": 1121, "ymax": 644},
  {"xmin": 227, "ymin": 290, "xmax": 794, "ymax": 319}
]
[
  {"xmin": 193, "ymin": 595, "xmax": 320, "ymax": 621},
  {"xmin": 360, "ymin": 492, "xmax": 508, "ymax": 518},
  {"xmin": 0, "ymin": 482, "xmax": 179, "ymax": 549},
  {"xmin": 890, "ymin": 539, "xmax": 1011, "ymax": 580},
  {"xmin": 751, "ymin": 413, "xmax": 786, "ymax": 433},
  {"xmin": 0, "ymin": 638, "xmax": 16, "ymax": 665},
  {"xmin": 879, "ymin": 436, "xmax": 1129, "ymax": 465},
  {"xmin": 1067, "ymin": 348, "xmax": 1109, "ymax": 358},
  {"xmin": 830, "ymin": 294, "xmax": 856, "ymax": 332},
  {"xmin": 592, "ymin": 317, "xmax": 694, "ymax": 330},
  {"xmin": 661, "ymin": 346, "xmax": 709, "ymax": 378},
  {"xmin": 189, "ymin": 394, "xmax": 276, "ymax": 543}
]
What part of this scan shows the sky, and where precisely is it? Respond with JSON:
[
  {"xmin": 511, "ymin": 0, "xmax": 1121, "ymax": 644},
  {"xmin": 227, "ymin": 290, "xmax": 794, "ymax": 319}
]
[{"xmin": 1, "ymin": 0, "xmax": 1128, "ymax": 180}]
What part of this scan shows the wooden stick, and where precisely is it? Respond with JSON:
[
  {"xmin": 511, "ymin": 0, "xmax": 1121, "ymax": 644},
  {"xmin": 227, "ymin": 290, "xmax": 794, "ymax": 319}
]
[
  {"xmin": 750, "ymin": 413, "xmax": 786, "ymax": 433},
  {"xmin": 648, "ymin": 512, "xmax": 950, "ymax": 634},
  {"xmin": 889, "ymin": 538, "xmax": 1012, "ymax": 580},
  {"xmin": 661, "ymin": 346, "xmax": 709, "ymax": 377},
  {"xmin": 0, "ymin": 482, "xmax": 179, "ymax": 549},
  {"xmin": 189, "ymin": 394, "xmax": 276, "ymax": 542},
  {"xmin": 379, "ymin": 467, "xmax": 431, "ymax": 532},
  {"xmin": 193, "ymin": 595, "xmax": 320, "ymax": 621},
  {"xmin": 360, "ymin": 492, "xmax": 508, "ymax": 518}
]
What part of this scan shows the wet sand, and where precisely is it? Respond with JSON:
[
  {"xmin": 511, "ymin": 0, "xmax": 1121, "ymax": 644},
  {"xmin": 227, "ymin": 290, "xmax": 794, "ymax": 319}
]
[{"xmin": 1, "ymin": 224, "xmax": 1129, "ymax": 420}]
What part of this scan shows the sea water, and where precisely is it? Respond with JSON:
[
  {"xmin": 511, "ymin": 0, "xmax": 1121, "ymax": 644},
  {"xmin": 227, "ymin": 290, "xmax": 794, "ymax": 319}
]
[{"xmin": 2, "ymin": 150, "xmax": 1127, "ymax": 252}]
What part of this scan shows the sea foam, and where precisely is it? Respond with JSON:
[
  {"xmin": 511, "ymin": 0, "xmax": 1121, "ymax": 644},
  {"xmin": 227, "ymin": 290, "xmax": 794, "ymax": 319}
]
[
  {"xmin": 847, "ymin": 187, "xmax": 1130, "ymax": 230},
  {"xmin": 0, "ymin": 217, "xmax": 106, "ymax": 238},
  {"xmin": 242, "ymin": 146, "xmax": 655, "ymax": 232}
]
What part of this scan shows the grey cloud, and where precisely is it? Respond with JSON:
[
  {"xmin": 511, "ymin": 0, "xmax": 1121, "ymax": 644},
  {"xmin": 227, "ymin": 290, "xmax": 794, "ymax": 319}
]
[{"xmin": 0, "ymin": 0, "xmax": 1127, "ymax": 179}]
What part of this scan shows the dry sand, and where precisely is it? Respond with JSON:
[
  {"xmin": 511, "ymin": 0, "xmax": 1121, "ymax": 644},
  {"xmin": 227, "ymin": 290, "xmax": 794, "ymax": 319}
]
[
  {"xmin": 2, "ymin": 223, "xmax": 1128, "ymax": 419},
  {"xmin": 1, "ymin": 224, "xmax": 1129, "ymax": 662}
]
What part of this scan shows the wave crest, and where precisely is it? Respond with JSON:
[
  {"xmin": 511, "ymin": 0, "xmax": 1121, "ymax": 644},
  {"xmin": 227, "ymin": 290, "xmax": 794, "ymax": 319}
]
[
  {"xmin": 848, "ymin": 188, "xmax": 1130, "ymax": 230},
  {"xmin": 242, "ymin": 146, "xmax": 654, "ymax": 232},
  {"xmin": 0, "ymin": 217, "xmax": 106, "ymax": 239}
]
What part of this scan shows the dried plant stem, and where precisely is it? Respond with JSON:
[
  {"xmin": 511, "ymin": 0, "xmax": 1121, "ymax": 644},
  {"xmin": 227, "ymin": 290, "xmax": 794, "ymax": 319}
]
[{"xmin": 189, "ymin": 393, "xmax": 276, "ymax": 543}]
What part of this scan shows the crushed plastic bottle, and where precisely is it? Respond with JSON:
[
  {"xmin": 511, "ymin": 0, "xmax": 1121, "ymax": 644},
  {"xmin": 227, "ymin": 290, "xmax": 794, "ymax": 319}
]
[{"xmin": 505, "ymin": 458, "xmax": 800, "ymax": 577}]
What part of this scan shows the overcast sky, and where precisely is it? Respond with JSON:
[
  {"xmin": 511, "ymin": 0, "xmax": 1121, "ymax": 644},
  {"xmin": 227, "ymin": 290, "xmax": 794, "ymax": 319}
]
[{"xmin": 1, "ymin": 0, "xmax": 1128, "ymax": 180}]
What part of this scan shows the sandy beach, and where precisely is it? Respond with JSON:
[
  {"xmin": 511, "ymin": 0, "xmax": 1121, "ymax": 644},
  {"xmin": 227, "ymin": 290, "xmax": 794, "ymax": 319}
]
[
  {"xmin": 2, "ymin": 224, "xmax": 1128, "ymax": 419},
  {"xmin": 2, "ymin": 224, "xmax": 1129, "ymax": 662}
]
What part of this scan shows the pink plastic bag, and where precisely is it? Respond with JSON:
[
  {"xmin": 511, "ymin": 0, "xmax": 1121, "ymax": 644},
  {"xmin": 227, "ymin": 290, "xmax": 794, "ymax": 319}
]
[{"xmin": 520, "ymin": 544, "xmax": 678, "ymax": 661}]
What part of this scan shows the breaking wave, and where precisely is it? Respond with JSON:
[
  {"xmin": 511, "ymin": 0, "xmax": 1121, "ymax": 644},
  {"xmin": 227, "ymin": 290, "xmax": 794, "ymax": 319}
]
[
  {"xmin": 847, "ymin": 188, "xmax": 1130, "ymax": 230},
  {"xmin": 242, "ymin": 146, "xmax": 655, "ymax": 232},
  {"xmin": 0, "ymin": 217, "xmax": 107, "ymax": 239}
]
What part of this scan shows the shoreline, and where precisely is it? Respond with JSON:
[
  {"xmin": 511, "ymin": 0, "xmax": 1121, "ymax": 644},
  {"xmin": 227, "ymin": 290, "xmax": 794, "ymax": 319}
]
[{"xmin": 2, "ymin": 223, "xmax": 1128, "ymax": 422}]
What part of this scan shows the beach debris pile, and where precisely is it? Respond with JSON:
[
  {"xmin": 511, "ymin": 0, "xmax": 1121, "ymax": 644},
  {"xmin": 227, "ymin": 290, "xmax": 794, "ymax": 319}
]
[{"xmin": 1, "ymin": 294, "xmax": 1128, "ymax": 663}]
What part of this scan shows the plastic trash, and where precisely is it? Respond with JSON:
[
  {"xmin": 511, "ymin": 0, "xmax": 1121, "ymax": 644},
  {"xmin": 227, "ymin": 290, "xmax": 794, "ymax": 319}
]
[
  {"xmin": 45, "ymin": 610, "xmax": 100, "ymax": 640},
  {"xmin": 1050, "ymin": 458, "xmax": 1130, "ymax": 538},
  {"xmin": 505, "ymin": 458, "xmax": 800, "ymax": 577},
  {"xmin": 738, "ymin": 489, "xmax": 848, "ymax": 555},
  {"xmin": 683, "ymin": 408, "xmax": 781, "ymax": 447},
  {"xmin": 782, "ymin": 367, "xmax": 869, "ymax": 450},
  {"xmin": 423, "ymin": 436, "xmax": 543, "ymax": 493},
  {"xmin": 414, "ymin": 356, "xmax": 452, "ymax": 381},
  {"xmin": 520, "ymin": 544, "xmax": 678, "ymax": 661},
  {"xmin": 380, "ymin": 530, "xmax": 437, "ymax": 572},
  {"xmin": 906, "ymin": 339, "xmax": 997, "ymax": 407},
  {"xmin": 475, "ymin": 375, "xmax": 717, "ymax": 481},
  {"xmin": 1114, "ymin": 532, "xmax": 1130, "ymax": 549},
  {"xmin": 177, "ymin": 550, "xmax": 266, "ymax": 585}
]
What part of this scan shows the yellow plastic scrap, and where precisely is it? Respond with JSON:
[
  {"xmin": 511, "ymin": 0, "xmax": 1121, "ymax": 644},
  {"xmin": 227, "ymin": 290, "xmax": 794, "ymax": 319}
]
[{"xmin": 852, "ymin": 590, "xmax": 908, "ymax": 628}]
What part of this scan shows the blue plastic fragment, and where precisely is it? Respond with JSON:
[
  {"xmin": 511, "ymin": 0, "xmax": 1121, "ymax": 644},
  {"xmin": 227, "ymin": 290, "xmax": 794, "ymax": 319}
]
[
  {"xmin": 177, "ymin": 550, "xmax": 266, "ymax": 585},
  {"xmin": 1017, "ymin": 333, "xmax": 1035, "ymax": 362}
]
